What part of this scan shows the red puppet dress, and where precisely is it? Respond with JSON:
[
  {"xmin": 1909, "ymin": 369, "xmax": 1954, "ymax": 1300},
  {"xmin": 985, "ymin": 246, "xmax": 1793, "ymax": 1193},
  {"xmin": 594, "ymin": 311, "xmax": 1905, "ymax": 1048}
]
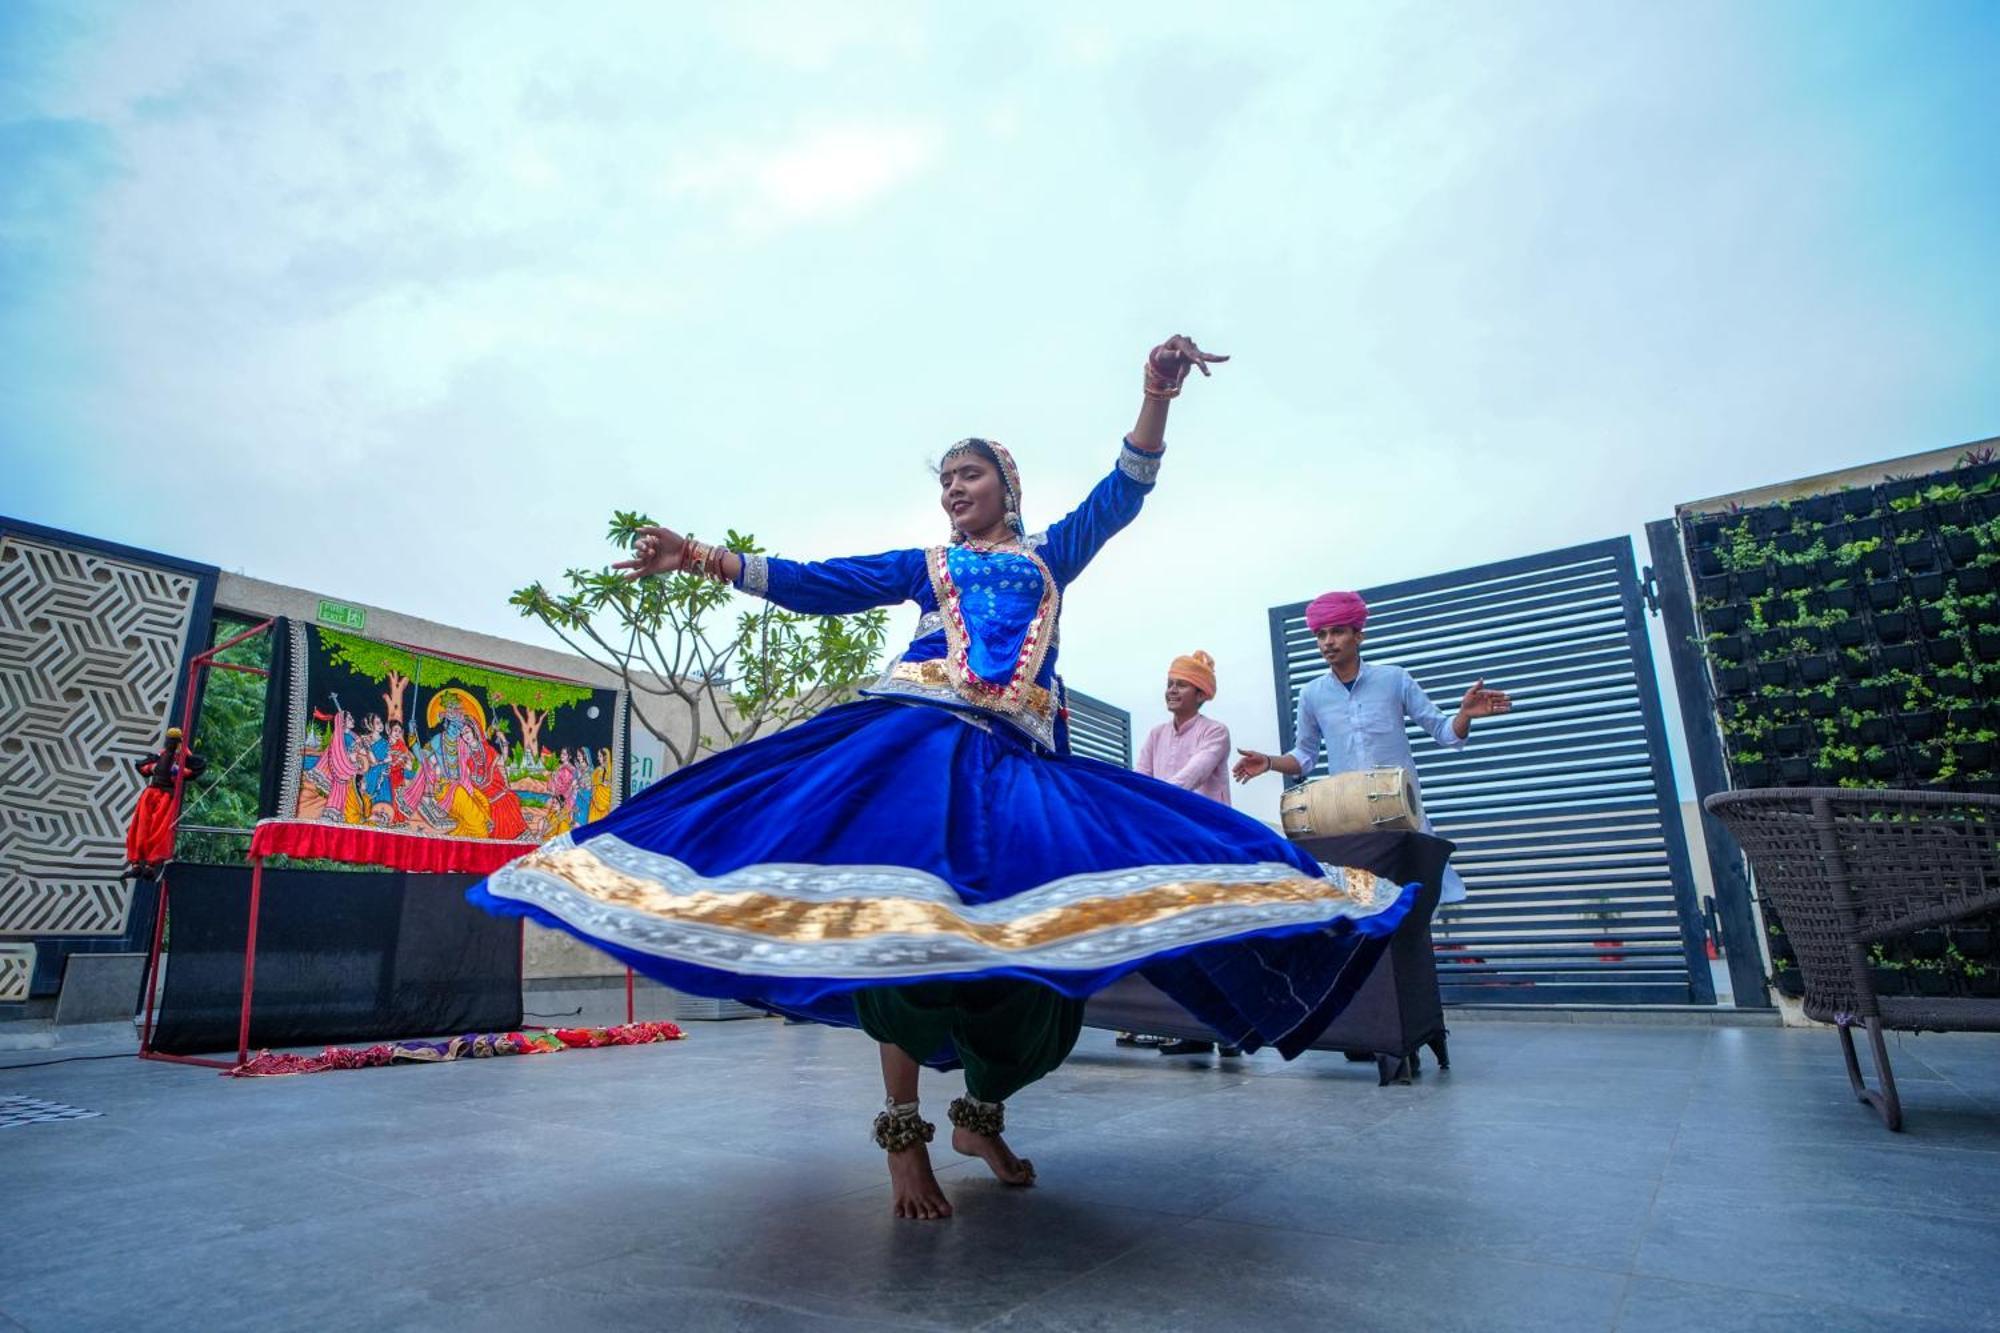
[{"xmin": 126, "ymin": 740, "xmax": 205, "ymax": 868}]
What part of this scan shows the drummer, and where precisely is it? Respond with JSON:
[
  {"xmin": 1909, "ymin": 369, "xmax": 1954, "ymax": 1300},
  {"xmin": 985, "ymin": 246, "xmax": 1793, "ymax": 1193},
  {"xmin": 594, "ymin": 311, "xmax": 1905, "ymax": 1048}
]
[{"xmin": 1230, "ymin": 589, "xmax": 1511, "ymax": 907}]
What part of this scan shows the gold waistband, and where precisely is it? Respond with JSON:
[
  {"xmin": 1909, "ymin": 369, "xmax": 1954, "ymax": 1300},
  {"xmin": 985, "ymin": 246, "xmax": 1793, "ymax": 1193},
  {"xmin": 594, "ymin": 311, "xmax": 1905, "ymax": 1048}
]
[{"xmin": 888, "ymin": 659, "xmax": 1055, "ymax": 719}]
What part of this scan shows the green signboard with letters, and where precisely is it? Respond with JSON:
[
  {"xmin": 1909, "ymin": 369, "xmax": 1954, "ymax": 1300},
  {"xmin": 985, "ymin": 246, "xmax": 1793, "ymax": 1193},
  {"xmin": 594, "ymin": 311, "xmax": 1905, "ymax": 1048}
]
[{"xmin": 315, "ymin": 599, "xmax": 367, "ymax": 632}]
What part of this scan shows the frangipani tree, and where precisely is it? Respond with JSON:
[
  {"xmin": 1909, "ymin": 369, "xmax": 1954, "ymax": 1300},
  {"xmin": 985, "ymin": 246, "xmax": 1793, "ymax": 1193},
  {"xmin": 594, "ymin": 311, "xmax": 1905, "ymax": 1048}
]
[{"xmin": 511, "ymin": 518, "xmax": 889, "ymax": 769}]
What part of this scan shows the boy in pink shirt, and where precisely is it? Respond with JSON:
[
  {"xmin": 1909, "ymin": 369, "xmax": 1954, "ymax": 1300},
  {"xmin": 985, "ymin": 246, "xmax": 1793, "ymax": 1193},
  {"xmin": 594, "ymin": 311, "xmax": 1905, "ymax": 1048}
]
[
  {"xmin": 1128, "ymin": 651, "xmax": 1241, "ymax": 1056},
  {"xmin": 1135, "ymin": 650, "xmax": 1232, "ymax": 807}
]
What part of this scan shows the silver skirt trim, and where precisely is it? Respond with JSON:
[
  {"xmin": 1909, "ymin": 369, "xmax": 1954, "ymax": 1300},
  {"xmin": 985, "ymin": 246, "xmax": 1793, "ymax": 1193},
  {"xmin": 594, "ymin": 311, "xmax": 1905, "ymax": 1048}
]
[{"xmin": 481, "ymin": 833, "xmax": 1400, "ymax": 981}]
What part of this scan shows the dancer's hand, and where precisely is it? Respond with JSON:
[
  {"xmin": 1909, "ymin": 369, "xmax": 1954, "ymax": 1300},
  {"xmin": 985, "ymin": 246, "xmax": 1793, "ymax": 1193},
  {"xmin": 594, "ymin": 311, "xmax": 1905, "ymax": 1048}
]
[
  {"xmin": 1147, "ymin": 334, "xmax": 1228, "ymax": 390},
  {"xmin": 1459, "ymin": 679, "xmax": 1511, "ymax": 720},
  {"xmin": 1231, "ymin": 748, "xmax": 1272, "ymax": 782},
  {"xmin": 615, "ymin": 526, "xmax": 686, "ymax": 580}
]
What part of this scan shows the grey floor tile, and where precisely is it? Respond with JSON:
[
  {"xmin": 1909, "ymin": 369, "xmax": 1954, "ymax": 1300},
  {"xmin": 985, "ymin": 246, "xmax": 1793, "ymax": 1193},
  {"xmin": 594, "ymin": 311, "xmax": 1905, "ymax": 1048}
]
[
  {"xmin": 968, "ymin": 1131, "xmax": 1285, "ymax": 1219},
  {"xmin": 1211, "ymin": 1140, "xmax": 1663, "ymax": 1271},
  {"xmin": 4, "ymin": 1150, "xmax": 402, "ymax": 1280},
  {"xmin": 1353, "ymin": 1103, "xmax": 1681, "ymax": 1177},
  {"xmin": 984, "ymin": 1215, "xmax": 1627, "ymax": 1332},
  {"xmin": 399, "ymin": 1278, "xmax": 947, "ymax": 1333},
  {"xmin": 1663, "ymin": 1133, "xmax": 2000, "ymax": 1219},
  {"xmin": 7, "ymin": 1016, "xmax": 1999, "ymax": 1332},
  {"xmin": 1389, "ymin": 1078, "xmax": 1691, "ymax": 1138},
  {"xmin": 524, "ymin": 1189, "xmax": 1182, "ymax": 1330},
  {"xmin": 1636, "ymin": 1187, "xmax": 2000, "ymax": 1323},
  {"xmin": 1613, "ymin": 1276, "xmax": 1969, "ymax": 1333},
  {"xmin": 0, "ymin": 1200, "xmax": 546, "ymax": 1332},
  {"xmin": 1673, "ymin": 1089, "xmax": 2000, "ymax": 1155}
]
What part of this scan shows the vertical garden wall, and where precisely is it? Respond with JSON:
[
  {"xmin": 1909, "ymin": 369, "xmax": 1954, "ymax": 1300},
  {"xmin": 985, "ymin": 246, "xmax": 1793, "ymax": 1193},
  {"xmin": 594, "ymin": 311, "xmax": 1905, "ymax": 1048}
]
[{"xmin": 1679, "ymin": 447, "xmax": 2000, "ymax": 998}]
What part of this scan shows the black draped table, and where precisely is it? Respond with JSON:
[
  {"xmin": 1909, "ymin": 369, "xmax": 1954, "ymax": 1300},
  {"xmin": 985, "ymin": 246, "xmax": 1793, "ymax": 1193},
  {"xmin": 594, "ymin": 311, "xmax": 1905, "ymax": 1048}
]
[
  {"xmin": 1082, "ymin": 829, "xmax": 1453, "ymax": 1084},
  {"xmin": 148, "ymin": 863, "xmax": 523, "ymax": 1056}
]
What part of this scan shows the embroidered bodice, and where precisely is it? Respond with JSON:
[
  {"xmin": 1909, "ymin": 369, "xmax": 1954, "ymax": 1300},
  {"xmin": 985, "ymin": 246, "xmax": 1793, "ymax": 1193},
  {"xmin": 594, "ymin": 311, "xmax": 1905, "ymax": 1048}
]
[
  {"xmin": 733, "ymin": 438, "xmax": 1162, "ymax": 750},
  {"xmin": 937, "ymin": 545, "xmax": 1053, "ymax": 686}
]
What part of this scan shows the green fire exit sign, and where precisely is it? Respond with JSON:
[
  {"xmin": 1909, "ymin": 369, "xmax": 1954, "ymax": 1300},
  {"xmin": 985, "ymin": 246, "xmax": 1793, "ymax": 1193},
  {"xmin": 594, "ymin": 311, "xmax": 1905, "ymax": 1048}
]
[{"xmin": 316, "ymin": 599, "xmax": 367, "ymax": 631}]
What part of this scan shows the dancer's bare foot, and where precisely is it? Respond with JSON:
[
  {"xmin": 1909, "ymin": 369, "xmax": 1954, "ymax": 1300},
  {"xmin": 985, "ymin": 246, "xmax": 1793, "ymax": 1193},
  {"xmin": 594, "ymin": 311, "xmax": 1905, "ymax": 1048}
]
[
  {"xmin": 953, "ymin": 1125, "xmax": 1036, "ymax": 1186},
  {"xmin": 886, "ymin": 1143, "xmax": 953, "ymax": 1220}
]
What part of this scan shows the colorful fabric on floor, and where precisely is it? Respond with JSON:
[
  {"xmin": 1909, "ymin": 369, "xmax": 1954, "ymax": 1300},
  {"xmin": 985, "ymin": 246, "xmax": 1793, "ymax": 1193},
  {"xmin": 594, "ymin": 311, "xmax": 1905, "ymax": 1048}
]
[{"xmin": 227, "ymin": 1021, "xmax": 684, "ymax": 1077}]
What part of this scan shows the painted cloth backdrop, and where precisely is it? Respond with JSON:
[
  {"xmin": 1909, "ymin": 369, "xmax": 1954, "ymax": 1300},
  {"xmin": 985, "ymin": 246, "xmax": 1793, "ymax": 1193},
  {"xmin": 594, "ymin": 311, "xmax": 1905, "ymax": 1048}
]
[{"xmin": 252, "ymin": 619, "xmax": 624, "ymax": 873}]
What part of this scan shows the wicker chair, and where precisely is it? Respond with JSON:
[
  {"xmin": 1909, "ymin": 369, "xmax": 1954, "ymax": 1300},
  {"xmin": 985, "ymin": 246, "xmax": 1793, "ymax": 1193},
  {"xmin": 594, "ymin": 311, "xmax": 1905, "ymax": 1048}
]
[{"xmin": 1705, "ymin": 788, "xmax": 2000, "ymax": 1130}]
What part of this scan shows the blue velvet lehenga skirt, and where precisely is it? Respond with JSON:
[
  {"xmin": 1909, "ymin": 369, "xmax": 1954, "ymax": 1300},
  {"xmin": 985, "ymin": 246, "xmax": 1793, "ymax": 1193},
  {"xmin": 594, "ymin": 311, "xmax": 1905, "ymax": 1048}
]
[{"xmin": 468, "ymin": 699, "xmax": 1413, "ymax": 1065}]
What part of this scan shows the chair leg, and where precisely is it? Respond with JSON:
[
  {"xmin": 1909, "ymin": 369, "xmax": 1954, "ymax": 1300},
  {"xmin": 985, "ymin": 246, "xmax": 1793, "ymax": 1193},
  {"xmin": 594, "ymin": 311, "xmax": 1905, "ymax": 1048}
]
[
  {"xmin": 1376, "ymin": 1053, "xmax": 1413, "ymax": 1086},
  {"xmin": 1427, "ymin": 1030, "xmax": 1451, "ymax": 1071},
  {"xmin": 1837, "ymin": 1016, "xmax": 1905, "ymax": 1132}
]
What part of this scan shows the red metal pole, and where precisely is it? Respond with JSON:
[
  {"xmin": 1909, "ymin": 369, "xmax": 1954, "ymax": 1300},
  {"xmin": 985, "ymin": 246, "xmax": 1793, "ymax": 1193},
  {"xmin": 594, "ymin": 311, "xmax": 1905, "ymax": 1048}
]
[
  {"xmin": 195, "ymin": 616, "xmax": 276, "ymax": 666},
  {"xmin": 236, "ymin": 856, "xmax": 265, "ymax": 1067},
  {"xmin": 166, "ymin": 659, "xmax": 205, "ymax": 822},
  {"xmin": 154, "ymin": 617, "xmax": 276, "ymax": 1069},
  {"xmin": 138, "ymin": 872, "xmax": 169, "ymax": 1054},
  {"xmin": 626, "ymin": 968, "xmax": 635, "ymax": 1025},
  {"xmin": 165, "ymin": 615, "xmax": 275, "ymax": 834},
  {"xmin": 135, "ymin": 647, "xmax": 213, "ymax": 1062}
]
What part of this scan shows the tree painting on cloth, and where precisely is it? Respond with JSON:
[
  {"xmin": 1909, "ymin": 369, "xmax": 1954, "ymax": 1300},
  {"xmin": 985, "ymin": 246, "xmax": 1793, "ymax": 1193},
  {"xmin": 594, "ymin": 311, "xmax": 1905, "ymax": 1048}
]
[{"xmin": 252, "ymin": 620, "xmax": 623, "ymax": 872}]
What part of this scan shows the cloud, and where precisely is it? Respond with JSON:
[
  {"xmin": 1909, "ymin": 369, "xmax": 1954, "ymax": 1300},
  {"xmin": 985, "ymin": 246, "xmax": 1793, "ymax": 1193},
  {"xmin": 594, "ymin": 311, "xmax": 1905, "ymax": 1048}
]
[
  {"xmin": 4, "ymin": 0, "xmax": 1997, "ymax": 824},
  {"xmin": 0, "ymin": 115, "xmax": 121, "ymax": 292},
  {"xmin": 712, "ymin": 0, "xmax": 933, "ymax": 72},
  {"xmin": 664, "ymin": 120, "xmax": 945, "ymax": 230}
]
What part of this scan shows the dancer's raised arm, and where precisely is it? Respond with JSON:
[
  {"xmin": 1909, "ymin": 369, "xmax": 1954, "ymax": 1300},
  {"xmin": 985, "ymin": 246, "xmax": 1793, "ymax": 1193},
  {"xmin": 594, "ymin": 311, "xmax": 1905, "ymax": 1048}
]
[
  {"xmin": 1128, "ymin": 333, "xmax": 1226, "ymax": 453},
  {"xmin": 617, "ymin": 528, "xmax": 924, "ymax": 616},
  {"xmin": 1038, "ymin": 335, "xmax": 1227, "ymax": 584},
  {"xmin": 615, "ymin": 526, "xmax": 730, "ymax": 583}
]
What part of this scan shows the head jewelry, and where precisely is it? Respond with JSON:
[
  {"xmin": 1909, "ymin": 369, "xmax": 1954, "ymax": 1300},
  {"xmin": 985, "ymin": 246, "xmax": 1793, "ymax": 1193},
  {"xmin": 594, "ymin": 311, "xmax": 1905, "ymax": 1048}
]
[{"xmin": 942, "ymin": 438, "xmax": 1024, "ymax": 542}]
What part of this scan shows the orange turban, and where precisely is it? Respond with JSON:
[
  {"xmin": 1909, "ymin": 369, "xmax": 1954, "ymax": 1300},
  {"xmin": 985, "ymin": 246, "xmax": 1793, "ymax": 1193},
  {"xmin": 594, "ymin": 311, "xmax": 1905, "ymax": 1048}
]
[{"xmin": 1168, "ymin": 651, "xmax": 1217, "ymax": 700}]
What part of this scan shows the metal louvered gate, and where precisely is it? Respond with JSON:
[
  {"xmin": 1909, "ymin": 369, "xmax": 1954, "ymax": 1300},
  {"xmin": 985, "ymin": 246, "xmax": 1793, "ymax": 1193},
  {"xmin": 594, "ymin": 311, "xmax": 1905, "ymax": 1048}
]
[
  {"xmin": 1065, "ymin": 687, "xmax": 1134, "ymax": 768},
  {"xmin": 1269, "ymin": 538, "xmax": 1712, "ymax": 1005}
]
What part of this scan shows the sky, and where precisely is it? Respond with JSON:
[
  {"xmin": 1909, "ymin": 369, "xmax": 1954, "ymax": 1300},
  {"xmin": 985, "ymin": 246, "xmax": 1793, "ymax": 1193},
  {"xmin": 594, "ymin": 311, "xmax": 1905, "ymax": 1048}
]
[{"xmin": 3, "ymin": 1, "xmax": 1997, "ymax": 822}]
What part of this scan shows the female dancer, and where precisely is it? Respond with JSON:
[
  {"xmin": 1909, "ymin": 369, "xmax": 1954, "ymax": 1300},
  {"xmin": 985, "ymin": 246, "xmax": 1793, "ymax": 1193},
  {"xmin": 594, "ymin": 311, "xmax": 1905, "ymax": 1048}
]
[{"xmin": 469, "ymin": 336, "xmax": 1414, "ymax": 1220}]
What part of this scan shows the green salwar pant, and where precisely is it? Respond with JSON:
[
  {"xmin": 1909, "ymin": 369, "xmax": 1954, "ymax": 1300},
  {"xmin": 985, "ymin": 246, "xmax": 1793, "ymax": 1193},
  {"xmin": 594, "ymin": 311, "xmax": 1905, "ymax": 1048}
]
[{"xmin": 853, "ymin": 979, "xmax": 1087, "ymax": 1104}]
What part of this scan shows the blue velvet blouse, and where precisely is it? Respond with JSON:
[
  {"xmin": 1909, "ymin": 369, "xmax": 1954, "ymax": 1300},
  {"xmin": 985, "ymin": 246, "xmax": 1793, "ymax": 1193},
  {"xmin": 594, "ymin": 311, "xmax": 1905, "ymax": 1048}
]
[{"xmin": 733, "ymin": 439, "xmax": 1163, "ymax": 751}]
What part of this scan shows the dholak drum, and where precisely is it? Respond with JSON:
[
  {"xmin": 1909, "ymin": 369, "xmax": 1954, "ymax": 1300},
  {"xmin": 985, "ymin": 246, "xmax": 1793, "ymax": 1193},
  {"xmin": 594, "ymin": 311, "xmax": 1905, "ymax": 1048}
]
[{"xmin": 1279, "ymin": 767, "xmax": 1425, "ymax": 840}]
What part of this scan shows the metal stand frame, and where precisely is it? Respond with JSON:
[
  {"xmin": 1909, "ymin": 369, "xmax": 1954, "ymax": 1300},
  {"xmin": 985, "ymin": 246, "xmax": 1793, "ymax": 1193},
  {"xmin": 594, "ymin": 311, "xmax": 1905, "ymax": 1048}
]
[{"xmin": 137, "ymin": 619, "xmax": 275, "ymax": 1070}]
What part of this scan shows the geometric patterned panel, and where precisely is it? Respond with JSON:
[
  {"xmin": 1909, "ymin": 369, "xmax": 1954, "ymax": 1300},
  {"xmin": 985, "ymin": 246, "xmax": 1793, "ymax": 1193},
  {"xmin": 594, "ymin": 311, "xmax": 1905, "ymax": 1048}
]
[
  {"xmin": 0, "ymin": 1095, "xmax": 105, "ymax": 1128},
  {"xmin": 0, "ymin": 941, "xmax": 31, "ymax": 1000},
  {"xmin": 0, "ymin": 536, "xmax": 199, "ymax": 936}
]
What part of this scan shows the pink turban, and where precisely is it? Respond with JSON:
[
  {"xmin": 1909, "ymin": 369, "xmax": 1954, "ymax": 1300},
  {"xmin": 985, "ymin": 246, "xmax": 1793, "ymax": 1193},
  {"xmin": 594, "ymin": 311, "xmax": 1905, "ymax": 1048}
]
[{"xmin": 1305, "ymin": 590, "xmax": 1368, "ymax": 632}]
